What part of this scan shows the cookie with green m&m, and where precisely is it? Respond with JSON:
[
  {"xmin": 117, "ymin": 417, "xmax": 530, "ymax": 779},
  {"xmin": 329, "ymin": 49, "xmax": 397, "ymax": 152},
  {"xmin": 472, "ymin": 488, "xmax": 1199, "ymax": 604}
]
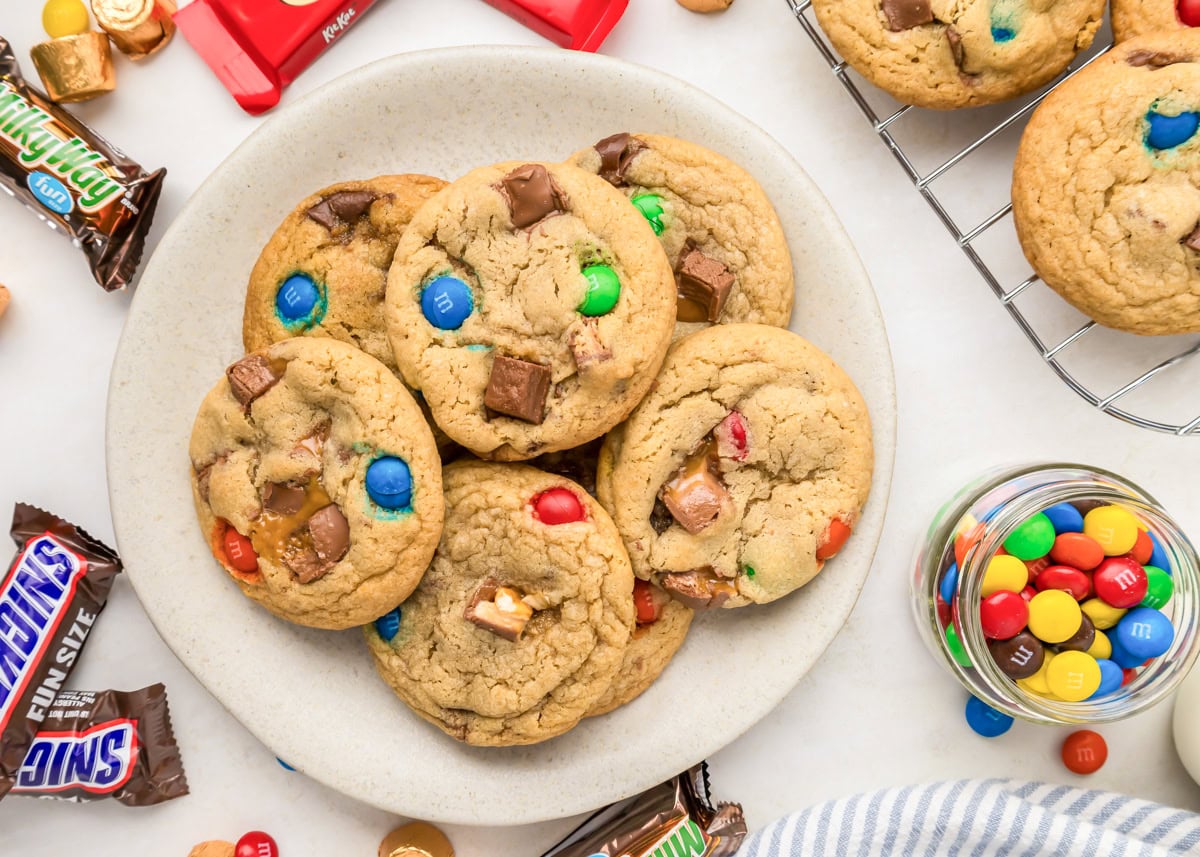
[
  {"xmin": 570, "ymin": 133, "xmax": 794, "ymax": 336},
  {"xmin": 385, "ymin": 161, "xmax": 675, "ymax": 461},
  {"xmin": 243, "ymin": 175, "xmax": 446, "ymax": 371}
]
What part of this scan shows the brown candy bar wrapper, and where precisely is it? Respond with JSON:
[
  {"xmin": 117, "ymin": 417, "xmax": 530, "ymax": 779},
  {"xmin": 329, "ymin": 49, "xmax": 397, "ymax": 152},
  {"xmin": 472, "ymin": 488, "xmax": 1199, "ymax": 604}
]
[
  {"xmin": 9, "ymin": 684, "xmax": 187, "ymax": 805},
  {"xmin": 0, "ymin": 504, "xmax": 122, "ymax": 800},
  {"xmin": 542, "ymin": 764, "xmax": 746, "ymax": 857},
  {"xmin": 0, "ymin": 37, "xmax": 166, "ymax": 291}
]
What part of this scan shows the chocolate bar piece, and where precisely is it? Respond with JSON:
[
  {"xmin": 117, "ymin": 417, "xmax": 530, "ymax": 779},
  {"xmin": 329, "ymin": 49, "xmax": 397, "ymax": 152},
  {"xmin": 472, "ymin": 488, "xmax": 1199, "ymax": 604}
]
[
  {"xmin": 485, "ymin": 356, "xmax": 551, "ymax": 424},
  {"xmin": 482, "ymin": 0, "xmax": 629, "ymax": 52},
  {"xmin": 464, "ymin": 577, "xmax": 534, "ymax": 641},
  {"xmin": 499, "ymin": 164, "xmax": 567, "ymax": 229},
  {"xmin": 593, "ymin": 132, "xmax": 646, "ymax": 187},
  {"xmin": 0, "ymin": 504, "xmax": 122, "ymax": 801},
  {"xmin": 541, "ymin": 763, "xmax": 745, "ymax": 857},
  {"xmin": 8, "ymin": 684, "xmax": 188, "ymax": 806},
  {"xmin": 675, "ymin": 247, "xmax": 734, "ymax": 323},
  {"xmin": 306, "ymin": 190, "xmax": 378, "ymax": 230},
  {"xmin": 880, "ymin": 0, "xmax": 933, "ymax": 31},
  {"xmin": 226, "ymin": 354, "xmax": 282, "ymax": 408},
  {"xmin": 660, "ymin": 443, "xmax": 728, "ymax": 534},
  {"xmin": 0, "ymin": 38, "xmax": 165, "ymax": 290}
]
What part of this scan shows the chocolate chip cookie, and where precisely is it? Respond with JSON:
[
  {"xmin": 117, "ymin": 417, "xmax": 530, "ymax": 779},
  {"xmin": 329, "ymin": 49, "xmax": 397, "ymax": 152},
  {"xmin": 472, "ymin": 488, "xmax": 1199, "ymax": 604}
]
[
  {"xmin": 1112, "ymin": 0, "xmax": 1200, "ymax": 43},
  {"xmin": 596, "ymin": 324, "xmax": 873, "ymax": 609},
  {"xmin": 811, "ymin": 0, "xmax": 1105, "ymax": 109},
  {"xmin": 586, "ymin": 580, "xmax": 693, "ymax": 717},
  {"xmin": 385, "ymin": 161, "xmax": 676, "ymax": 461},
  {"xmin": 1012, "ymin": 32, "xmax": 1200, "ymax": 335},
  {"xmin": 188, "ymin": 338, "xmax": 444, "ymax": 630},
  {"xmin": 243, "ymin": 175, "xmax": 446, "ymax": 369},
  {"xmin": 570, "ymin": 133, "xmax": 793, "ymax": 336},
  {"xmin": 364, "ymin": 461, "xmax": 634, "ymax": 746}
]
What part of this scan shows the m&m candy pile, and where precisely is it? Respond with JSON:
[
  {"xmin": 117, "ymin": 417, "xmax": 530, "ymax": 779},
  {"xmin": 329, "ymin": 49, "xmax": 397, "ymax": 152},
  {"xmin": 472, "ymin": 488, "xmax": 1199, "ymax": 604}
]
[{"xmin": 939, "ymin": 500, "xmax": 1177, "ymax": 703}]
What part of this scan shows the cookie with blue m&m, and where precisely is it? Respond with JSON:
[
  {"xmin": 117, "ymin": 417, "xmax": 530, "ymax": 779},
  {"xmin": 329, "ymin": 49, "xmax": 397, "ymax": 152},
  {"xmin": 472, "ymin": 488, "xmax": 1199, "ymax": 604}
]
[
  {"xmin": 570, "ymin": 133, "xmax": 793, "ymax": 337},
  {"xmin": 385, "ymin": 161, "xmax": 676, "ymax": 461},
  {"xmin": 188, "ymin": 337, "xmax": 443, "ymax": 630},
  {"xmin": 811, "ymin": 0, "xmax": 1105, "ymax": 109},
  {"xmin": 1013, "ymin": 32, "xmax": 1200, "ymax": 335},
  {"xmin": 243, "ymin": 175, "xmax": 446, "ymax": 372}
]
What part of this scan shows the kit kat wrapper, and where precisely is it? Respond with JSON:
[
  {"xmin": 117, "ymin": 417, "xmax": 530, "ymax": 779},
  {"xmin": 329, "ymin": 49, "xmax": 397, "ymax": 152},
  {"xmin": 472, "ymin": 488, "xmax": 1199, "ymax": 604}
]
[
  {"xmin": 0, "ymin": 37, "xmax": 165, "ymax": 291},
  {"xmin": 8, "ymin": 684, "xmax": 188, "ymax": 806},
  {"xmin": 542, "ymin": 764, "xmax": 746, "ymax": 857},
  {"xmin": 0, "ymin": 504, "xmax": 122, "ymax": 800}
]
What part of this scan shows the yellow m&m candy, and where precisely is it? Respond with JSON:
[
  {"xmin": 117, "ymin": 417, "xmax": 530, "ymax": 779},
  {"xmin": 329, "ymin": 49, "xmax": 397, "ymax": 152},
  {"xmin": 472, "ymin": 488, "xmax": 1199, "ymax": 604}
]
[
  {"xmin": 1082, "ymin": 598, "xmax": 1127, "ymax": 631},
  {"xmin": 42, "ymin": 0, "xmax": 90, "ymax": 38},
  {"xmin": 1046, "ymin": 650, "xmax": 1102, "ymax": 701},
  {"xmin": 1086, "ymin": 629, "xmax": 1113, "ymax": 660},
  {"xmin": 1028, "ymin": 590, "xmax": 1082, "ymax": 644},
  {"xmin": 1083, "ymin": 505, "xmax": 1139, "ymax": 556},
  {"xmin": 981, "ymin": 554, "xmax": 1027, "ymax": 597},
  {"xmin": 1017, "ymin": 651, "xmax": 1056, "ymax": 696}
]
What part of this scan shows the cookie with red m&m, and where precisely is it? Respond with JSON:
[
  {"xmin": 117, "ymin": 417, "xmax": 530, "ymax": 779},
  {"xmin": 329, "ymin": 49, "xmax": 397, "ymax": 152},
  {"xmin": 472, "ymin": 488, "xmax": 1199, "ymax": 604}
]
[
  {"xmin": 385, "ymin": 161, "xmax": 675, "ymax": 461},
  {"xmin": 1113, "ymin": 0, "xmax": 1200, "ymax": 43},
  {"xmin": 596, "ymin": 324, "xmax": 873, "ymax": 608},
  {"xmin": 364, "ymin": 461, "xmax": 633, "ymax": 745},
  {"xmin": 188, "ymin": 338, "xmax": 443, "ymax": 630}
]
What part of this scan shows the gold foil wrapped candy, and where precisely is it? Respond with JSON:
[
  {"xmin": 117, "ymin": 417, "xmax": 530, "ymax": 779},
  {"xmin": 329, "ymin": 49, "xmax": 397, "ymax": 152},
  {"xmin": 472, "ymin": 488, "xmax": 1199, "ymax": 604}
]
[
  {"xmin": 30, "ymin": 30, "xmax": 115, "ymax": 102},
  {"xmin": 91, "ymin": 0, "xmax": 177, "ymax": 59},
  {"xmin": 378, "ymin": 822, "xmax": 455, "ymax": 857}
]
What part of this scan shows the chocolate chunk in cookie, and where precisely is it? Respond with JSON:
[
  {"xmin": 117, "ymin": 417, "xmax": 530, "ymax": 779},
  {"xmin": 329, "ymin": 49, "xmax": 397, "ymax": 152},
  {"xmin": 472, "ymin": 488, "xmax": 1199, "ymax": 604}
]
[
  {"xmin": 498, "ymin": 164, "xmax": 567, "ymax": 228},
  {"xmin": 484, "ymin": 356, "xmax": 550, "ymax": 424},
  {"xmin": 309, "ymin": 504, "xmax": 350, "ymax": 564},
  {"xmin": 226, "ymin": 354, "xmax": 281, "ymax": 408},
  {"xmin": 881, "ymin": 0, "xmax": 932, "ymax": 31},
  {"xmin": 676, "ymin": 246, "xmax": 735, "ymax": 323},
  {"xmin": 306, "ymin": 190, "xmax": 379, "ymax": 229},
  {"xmin": 263, "ymin": 482, "xmax": 306, "ymax": 515},
  {"xmin": 593, "ymin": 132, "xmax": 646, "ymax": 187}
]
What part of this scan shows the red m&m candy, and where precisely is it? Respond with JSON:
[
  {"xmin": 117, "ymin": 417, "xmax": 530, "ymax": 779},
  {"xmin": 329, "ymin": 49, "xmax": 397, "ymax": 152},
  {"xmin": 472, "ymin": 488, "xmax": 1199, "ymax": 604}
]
[
  {"xmin": 980, "ymin": 590, "xmax": 1029, "ymax": 640},
  {"xmin": 221, "ymin": 524, "xmax": 259, "ymax": 573},
  {"xmin": 1035, "ymin": 565, "xmax": 1091, "ymax": 601},
  {"xmin": 236, "ymin": 831, "xmax": 279, "ymax": 857},
  {"xmin": 1093, "ymin": 557, "xmax": 1148, "ymax": 608},
  {"xmin": 532, "ymin": 488, "xmax": 585, "ymax": 524},
  {"xmin": 1179, "ymin": 0, "xmax": 1200, "ymax": 28}
]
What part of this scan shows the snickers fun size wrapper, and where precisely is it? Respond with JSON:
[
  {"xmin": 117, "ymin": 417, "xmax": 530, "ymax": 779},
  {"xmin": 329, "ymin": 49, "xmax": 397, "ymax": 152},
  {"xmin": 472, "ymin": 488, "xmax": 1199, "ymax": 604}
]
[
  {"xmin": 0, "ymin": 504, "xmax": 121, "ymax": 801},
  {"xmin": 0, "ymin": 37, "xmax": 165, "ymax": 291},
  {"xmin": 10, "ymin": 685, "xmax": 188, "ymax": 806},
  {"xmin": 543, "ymin": 765, "xmax": 746, "ymax": 857}
]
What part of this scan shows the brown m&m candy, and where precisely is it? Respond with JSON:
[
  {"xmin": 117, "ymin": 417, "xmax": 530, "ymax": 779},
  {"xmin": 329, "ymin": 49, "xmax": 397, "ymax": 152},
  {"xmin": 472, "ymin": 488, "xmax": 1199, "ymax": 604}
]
[
  {"xmin": 484, "ymin": 355, "xmax": 551, "ymax": 423},
  {"xmin": 1058, "ymin": 613, "xmax": 1097, "ymax": 653},
  {"xmin": 988, "ymin": 630, "xmax": 1045, "ymax": 679},
  {"xmin": 379, "ymin": 822, "xmax": 454, "ymax": 857},
  {"xmin": 91, "ymin": 0, "xmax": 177, "ymax": 60}
]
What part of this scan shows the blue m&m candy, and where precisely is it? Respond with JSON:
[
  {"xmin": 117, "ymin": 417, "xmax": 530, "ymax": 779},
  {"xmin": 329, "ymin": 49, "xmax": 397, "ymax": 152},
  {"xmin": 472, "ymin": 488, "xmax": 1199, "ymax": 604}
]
[
  {"xmin": 1146, "ymin": 110, "xmax": 1200, "ymax": 150},
  {"xmin": 366, "ymin": 456, "xmax": 412, "ymax": 510},
  {"xmin": 421, "ymin": 275, "xmax": 474, "ymax": 330},
  {"xmin": 1089, "ymin": 658, "xmax": 1124, "ymax": 699},
  {"xmin": 276, "ymin": 273, "xmax": 323, "ymax": 326},
  {"xmin": 1148, "ymin": 531, "xmax": 1171, "ymax": 574},
  {"xmin": 374, "ymin": 607, "xmax": 402, "ymax": 642},
  {"xmin": 965, "ymin": 696, "xmax": 1013, "ymax": 738},
  {"xmin": 1115, "ymin": 607, "xmax": 1174, "ymax": 660},
  {"xmin": 1043, "ymin": 502, "xmax": 1084, "ymax": 535},
  {"xmin": 939, "ymin": 561, "xmax": 959, "ymax": 604},
  {"xmin": 276, "ymin": 758, "xmax": 296, "ymax": 772}
]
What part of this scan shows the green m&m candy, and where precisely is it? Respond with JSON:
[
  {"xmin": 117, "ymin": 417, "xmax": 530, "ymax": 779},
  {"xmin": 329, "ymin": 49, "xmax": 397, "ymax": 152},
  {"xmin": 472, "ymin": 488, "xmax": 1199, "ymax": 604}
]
[
  {"xmin": 1003, "ymin": 512, "xmax": 1055, "ymax": 560},
  {"xmin": 631, "ymin": 193, "xmax": 666, "ymax": 235},
  {"xmin": 1141, "ymin": 566, "xmax": 1174, "ymax": 609},
  {"xmin": 946, "ymin": 624, "xmax": 971, "ymax": 667},
  {"xmin": 579, "ymin": 264, "xmax": 620, "ymax": 316}
]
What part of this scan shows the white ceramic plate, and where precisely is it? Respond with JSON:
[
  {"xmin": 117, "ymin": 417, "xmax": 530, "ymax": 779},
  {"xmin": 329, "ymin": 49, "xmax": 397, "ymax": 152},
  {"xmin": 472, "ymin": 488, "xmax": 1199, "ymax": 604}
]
[{"xmin": 107, "ymin": 46, "xmax": 895, "ymax": 826}]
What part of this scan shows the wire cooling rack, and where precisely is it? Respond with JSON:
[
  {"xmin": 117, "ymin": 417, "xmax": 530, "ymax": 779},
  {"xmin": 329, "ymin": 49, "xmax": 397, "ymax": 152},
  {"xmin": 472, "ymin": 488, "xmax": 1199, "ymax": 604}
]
[{"xmin": 785, "ymin": 0, "xmax": 1200, "ymax": 435}]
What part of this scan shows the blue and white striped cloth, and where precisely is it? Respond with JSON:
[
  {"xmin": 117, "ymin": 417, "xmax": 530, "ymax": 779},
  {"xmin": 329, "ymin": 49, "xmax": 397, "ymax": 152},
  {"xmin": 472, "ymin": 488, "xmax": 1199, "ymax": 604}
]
[{"xmin": 738, "ymin": 780, "xmax": 1200, "ymax": 857}]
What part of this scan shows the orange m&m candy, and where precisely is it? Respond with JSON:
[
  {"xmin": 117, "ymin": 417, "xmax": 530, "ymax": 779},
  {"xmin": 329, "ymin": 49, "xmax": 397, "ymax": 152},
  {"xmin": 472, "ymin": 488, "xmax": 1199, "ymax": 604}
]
[
  {"xmin": 817, "ymin": 517, "xmax": 852, "ymax": 560},
  {"xmin": 1049, "ymin": 532, "xmax": 1105, "ymax": 571},
  {"xmin": 1061, "ymin": 730, "xmax": 1107, "ymax": 774}
]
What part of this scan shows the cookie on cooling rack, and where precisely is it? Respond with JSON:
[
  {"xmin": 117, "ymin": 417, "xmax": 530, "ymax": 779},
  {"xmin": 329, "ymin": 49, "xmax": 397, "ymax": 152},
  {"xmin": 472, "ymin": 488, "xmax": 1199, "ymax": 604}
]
[
  {"xmin": 1012, "ymin": 32, "xmax": 1200, "ymax": 336},
  {"xmin": 810, "ymin": 0, "xmax": 1106, "ymax": 109}
]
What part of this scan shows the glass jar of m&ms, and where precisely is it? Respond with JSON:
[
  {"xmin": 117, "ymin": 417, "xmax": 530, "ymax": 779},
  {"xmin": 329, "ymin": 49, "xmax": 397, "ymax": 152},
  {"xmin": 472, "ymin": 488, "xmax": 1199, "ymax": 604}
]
[{"xmin": 912, "ymin": 464, "xmax": 1200, "ymax": 724}]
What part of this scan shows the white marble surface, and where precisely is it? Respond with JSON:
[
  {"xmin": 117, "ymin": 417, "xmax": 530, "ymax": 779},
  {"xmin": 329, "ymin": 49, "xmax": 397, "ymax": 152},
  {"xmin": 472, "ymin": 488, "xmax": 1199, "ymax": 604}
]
[{"xmin": 0, "ymin": 0, "xmax": 1196, "ymax": 854}]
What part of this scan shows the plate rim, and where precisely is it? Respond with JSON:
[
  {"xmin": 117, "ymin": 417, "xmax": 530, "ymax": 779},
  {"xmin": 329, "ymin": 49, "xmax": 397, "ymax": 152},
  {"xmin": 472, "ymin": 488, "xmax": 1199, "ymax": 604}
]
[{"xmin": 106, "ymin": 44, "xmax": 897, "ymax": 825}]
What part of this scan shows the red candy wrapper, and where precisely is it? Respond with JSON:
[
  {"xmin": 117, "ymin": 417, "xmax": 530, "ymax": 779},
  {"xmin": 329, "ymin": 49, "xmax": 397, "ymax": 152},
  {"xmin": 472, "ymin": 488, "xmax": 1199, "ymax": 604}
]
[
  {"xmin": 542, "ymin": 764, "xmax": 746, "ymax": 857},
  {"xmin": 484, "ymin": 0, "xmax": 628, "ymax": 50},
  {"xmin": 0, "ymin": 504, "xmax": 122, "ymax": 801},
  {"xmin": 174, "ymin": 0, "xmax": 379, "ymax": 114},
  {"xmin": 8, "ymin": 684, "xmax": 188, "ymax": 806}
]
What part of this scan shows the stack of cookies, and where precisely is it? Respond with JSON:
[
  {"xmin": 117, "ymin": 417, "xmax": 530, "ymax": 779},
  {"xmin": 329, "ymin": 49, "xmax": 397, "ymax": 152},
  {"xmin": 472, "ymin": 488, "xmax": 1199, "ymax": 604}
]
[{"xmin": 187, "ymin": 133, "xmax": 875, "ymax": 746}]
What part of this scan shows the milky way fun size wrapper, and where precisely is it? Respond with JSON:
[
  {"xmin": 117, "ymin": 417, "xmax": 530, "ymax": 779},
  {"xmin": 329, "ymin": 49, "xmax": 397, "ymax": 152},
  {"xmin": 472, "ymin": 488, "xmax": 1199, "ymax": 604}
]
[
  {"xmin": 543, "ymin": 764, "xmax": 746, "ymax": 857},
  {"xmin": 0, "ymin": 37, "xmax": 165, "ymax": 291}
]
